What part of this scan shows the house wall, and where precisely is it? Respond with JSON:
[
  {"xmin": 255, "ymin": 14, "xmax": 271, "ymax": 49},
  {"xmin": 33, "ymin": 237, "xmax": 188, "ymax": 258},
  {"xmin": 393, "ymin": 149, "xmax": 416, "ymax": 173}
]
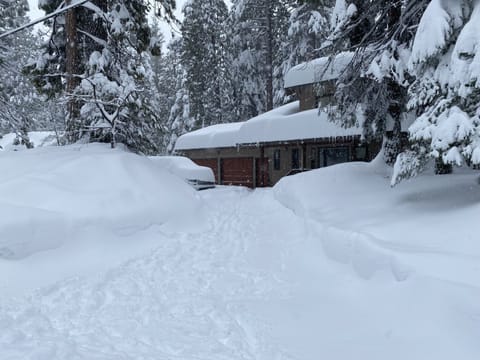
[
  {"xmin": 178, "ymin": 147, "xmax": 262, "ymax": 188},
  {"xmin": 178, "ymin": 136, "xmax": 380, "ymax": 188},
  {"xmin": 295, "ymin": 84, "xmax": 316, "ymax": 111},
  {"xmin": 294, "ymin": 80, "xmax": 336, "ymax": 111}
]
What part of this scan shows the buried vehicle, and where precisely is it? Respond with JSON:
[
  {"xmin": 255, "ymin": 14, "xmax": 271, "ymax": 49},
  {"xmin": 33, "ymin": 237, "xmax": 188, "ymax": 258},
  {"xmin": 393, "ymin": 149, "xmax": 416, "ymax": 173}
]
[{"xmin": 149, "ymin": 156, "xmax": 215, "ymax": 190}]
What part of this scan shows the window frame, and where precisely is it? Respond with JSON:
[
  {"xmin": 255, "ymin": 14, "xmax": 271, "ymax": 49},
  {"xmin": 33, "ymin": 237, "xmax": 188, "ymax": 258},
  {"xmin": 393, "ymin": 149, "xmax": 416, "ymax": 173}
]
[{"xmin": 319, "ymin": 146, "xmax": 350, "ymax": 167}]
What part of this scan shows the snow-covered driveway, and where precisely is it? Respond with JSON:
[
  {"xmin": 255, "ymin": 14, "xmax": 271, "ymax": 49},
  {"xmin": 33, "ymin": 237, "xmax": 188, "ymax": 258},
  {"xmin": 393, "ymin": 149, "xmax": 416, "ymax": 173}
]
[
  {"xmin": 0, "ymin": 187, "xmax": 300, "ymax": 359},
  {"xmin": 1, "ymin": 185, "xmax": 480, "ymax": 360}
]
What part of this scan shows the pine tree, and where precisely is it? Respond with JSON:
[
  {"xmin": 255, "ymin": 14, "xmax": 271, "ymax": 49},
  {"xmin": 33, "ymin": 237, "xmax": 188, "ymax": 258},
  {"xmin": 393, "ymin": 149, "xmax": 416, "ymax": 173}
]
[
  {"xmin": 275, "ymin": 1, "xmax": 333, "ymax": 105},
  {"xmin": 0, "ymin": 0, "xmax": 49, "ymax": 146},
  {"xmin": 161, "ymin": 39, "xmax": 194, "ymax": 153},
  {"xmin": 229, "ymin": 0, "xmax": 292, "ymax": 116},
  {"xmin": 321, "ymin": 0, "xmax": 428, "ymax": 166},
  {"xmin": 181, "ymin": 0, "xmax": 228, "ymax": 129},
  {"xmin": 30, "ymin": 0, "xmax": 174, "ymax": 154},
  {"xmin": 393, "ymin": 0, "xmax": 480, "ymax": 184}
]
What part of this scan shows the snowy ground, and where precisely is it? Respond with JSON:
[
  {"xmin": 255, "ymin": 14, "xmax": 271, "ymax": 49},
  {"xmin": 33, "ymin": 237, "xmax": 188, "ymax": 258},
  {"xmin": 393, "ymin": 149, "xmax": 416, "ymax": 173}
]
[{"xmin": 1, "ymin": 146, "xmax": 480, "ymax": 359}]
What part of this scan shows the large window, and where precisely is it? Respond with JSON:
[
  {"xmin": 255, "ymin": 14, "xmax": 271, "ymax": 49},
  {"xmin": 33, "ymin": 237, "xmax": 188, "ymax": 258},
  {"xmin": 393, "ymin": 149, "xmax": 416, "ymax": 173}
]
[
  {"xmin": 273, "ymin": 150, "xmax": 281, "ymax": 171},
  {"xmin": 292, "ymin": 148, "xmax": 300, "ymax": 169},
  {"xmin": 319, "ymin": 147, "xmax": 350, "ymax": 167}
]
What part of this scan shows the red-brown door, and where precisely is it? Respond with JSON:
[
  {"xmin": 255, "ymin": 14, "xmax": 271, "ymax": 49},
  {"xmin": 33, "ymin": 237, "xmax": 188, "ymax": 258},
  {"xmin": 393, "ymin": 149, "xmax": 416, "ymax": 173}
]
[{"xmin": 221, "ymin": 158, "xmax": 254, "ymax": 188}]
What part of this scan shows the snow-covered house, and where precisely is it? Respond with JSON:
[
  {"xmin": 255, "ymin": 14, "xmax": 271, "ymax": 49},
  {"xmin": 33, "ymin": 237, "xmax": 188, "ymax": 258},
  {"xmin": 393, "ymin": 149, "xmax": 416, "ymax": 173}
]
[{"xmin": 174, "ymin": 54, "xmax": 381, "ymax": 188}]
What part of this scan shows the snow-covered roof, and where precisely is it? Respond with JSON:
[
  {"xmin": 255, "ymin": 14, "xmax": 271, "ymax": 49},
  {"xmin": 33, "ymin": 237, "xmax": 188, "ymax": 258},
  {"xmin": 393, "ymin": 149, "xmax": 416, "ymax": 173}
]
[
  {"xmin": 174, "ymin": 122, "xmax": 243, "ymax": 150},
  {"xmin": 284, "ymin": 52, "xmax": 354, "ymax": 88},
  {"xmin": 174, "ymin": 101, "xmax": 363, "ymax": 151},
  {"xmin": 237, "ymin": 101, "xmax": 362, "ymax": 144}
]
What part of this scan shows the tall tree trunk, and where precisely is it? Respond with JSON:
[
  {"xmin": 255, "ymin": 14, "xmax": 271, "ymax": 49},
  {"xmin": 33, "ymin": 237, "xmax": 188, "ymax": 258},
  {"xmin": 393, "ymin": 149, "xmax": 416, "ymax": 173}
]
[
  {"xmin": 65, "ymin": 0, "xmax": 80, "ymax": 143},
  {"xmin": 265, "ymin": 2, "xmax": 273, "ymax": 111}
]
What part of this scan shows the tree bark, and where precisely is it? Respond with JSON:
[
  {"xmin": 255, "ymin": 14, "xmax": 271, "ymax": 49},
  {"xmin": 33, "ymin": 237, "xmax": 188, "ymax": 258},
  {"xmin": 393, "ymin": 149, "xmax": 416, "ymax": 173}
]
[
  {"xmin": 65, "ymin": 0, "xmax": 80, "ymax": 143},
  {"xmin": 265, "ymin": 2, "xmax": 273, "ymax": 111}
]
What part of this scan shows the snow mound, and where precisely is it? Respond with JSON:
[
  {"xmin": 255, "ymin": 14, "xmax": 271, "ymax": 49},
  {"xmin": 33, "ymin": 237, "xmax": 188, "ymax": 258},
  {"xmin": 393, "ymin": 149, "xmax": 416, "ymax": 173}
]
[
  {"xmin": 0, "ymin": 144, "xmax": 201, "ymax": 259},
  {"xmin": 274, "ymin": 160, "xmax": 480, "ymax": 285}
]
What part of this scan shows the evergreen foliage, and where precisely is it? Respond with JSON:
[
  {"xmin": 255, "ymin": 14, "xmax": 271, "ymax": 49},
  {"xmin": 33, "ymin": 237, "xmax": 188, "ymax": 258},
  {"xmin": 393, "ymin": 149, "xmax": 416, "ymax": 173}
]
[
  {"xmin": 164, "ymin": 39, "xmax": 194, "ymax": 153},
  {"xmin": 228, "ymin": 0, "xmax": 291, "ymax": 118},
  {"xmin": 29, "ymin": 0, "xmax": 176, "ymax": 154},
  {"xmin": 181, "ymin": 0, "xmax": 228, "ymax": 129},
  {"xmin": 393, "ymin": 0, "xmax": 480, "ymax": 184},
  {"xmin": 0, "ymin": 0, "xmax": 53, "ymax": 145},
  {"xmin": 275, "ymin": 1, "xmax": 333, "ymax": 104}
]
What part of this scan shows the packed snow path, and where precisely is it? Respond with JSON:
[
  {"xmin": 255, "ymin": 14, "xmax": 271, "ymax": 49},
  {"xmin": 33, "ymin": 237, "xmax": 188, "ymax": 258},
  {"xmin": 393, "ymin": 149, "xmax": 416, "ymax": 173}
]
[
  {"xmin": 1, "ymin": 187, "xmax": 480, "ymax": 359},
  {"xmin": 0, "ymin": 188, "xmax": 299, "ymax": 359}
]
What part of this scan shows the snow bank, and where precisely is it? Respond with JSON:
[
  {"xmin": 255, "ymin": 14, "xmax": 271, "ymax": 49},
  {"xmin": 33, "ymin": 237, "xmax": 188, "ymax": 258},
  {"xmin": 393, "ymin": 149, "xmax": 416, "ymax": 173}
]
[
  {"xmin": 0, "ymin": 143, "xmax": 201, "ymax": 259},
  {"xmin": 274, "ymin": 159, "xmax": 480, "ymax": 285},
  {"xmin": 175, "ymin": 101, "xmax": 363, "ymax": 151},
  {"xmin": 284, "ymin": 52, "xmax": 354, "ymax": 88},
  {"xmin": 149, "ymin": 155, "xmax": 215, "ymax": 182}
]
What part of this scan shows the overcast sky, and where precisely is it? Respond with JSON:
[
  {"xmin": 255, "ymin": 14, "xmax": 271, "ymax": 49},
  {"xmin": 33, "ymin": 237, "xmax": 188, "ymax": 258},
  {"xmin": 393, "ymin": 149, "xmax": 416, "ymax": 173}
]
[{"xmin": 26, "ymin": 1, "xmax": 231, "ymax": 46}]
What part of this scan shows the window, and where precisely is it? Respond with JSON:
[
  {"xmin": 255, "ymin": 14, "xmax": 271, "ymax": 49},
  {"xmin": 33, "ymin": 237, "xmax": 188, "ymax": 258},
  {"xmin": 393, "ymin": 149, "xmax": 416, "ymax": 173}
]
[
  {"xmin": 292, "ymin": 148, "xmax": 300, "ymax": 169},
  {"xmin": 273, "ymin": 150, "xmax": 281, "ymax": 171},
  {"xmin": 319, "ymin": 147, "xmax": 350, "ymax": 167},
  {"xmin": 355, "ymin": 146, "xmax": 367, "ymax": 161}
]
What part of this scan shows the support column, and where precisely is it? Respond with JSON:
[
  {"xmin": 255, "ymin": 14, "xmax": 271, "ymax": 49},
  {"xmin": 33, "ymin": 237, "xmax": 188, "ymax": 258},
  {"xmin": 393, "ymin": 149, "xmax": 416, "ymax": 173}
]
[{"xmin": 217, "ymin": 157, "xmax": 222, "ymax": 185}]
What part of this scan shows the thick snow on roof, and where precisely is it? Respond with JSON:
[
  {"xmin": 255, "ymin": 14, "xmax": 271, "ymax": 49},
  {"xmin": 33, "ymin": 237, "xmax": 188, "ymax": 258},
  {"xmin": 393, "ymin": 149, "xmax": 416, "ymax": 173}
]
[
  {"xmin": 284, "ymin": 52, "xmax": 354, "ymax": 88},
  {"xmin": 174, "ymin": 101, "xmax": 363, "ymax": 151},
  {"xmin": 237, "ymin": 101, "xmax": 362, "ymax": 144},
  {"xmin": 174, "ymin": 122, "xmax": 244, "ymax": 150}
]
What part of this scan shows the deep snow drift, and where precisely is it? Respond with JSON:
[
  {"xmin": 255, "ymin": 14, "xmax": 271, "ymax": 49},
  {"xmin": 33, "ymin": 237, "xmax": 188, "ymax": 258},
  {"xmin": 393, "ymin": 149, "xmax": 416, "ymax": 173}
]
[
  {"xmin": 274, "ymin": 158, "xmax": 480, "ymax": 286},
  {"xmin": 0, "ymin": 144, "xmax": 203, "ymax": 295},
  {"xmin": 1, "ymin": 147, "xmax": 479, "ymax": 360}
]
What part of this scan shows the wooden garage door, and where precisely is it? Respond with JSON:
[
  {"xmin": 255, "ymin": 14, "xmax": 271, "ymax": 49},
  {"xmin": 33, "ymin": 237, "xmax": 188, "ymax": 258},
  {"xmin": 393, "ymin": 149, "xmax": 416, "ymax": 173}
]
[
  {"xmin": 192, "ymin": 159, "xmax": 218, "ymax": 183},
  {"xmin": 221, "ymin": 158, "xmax": 254, "ymax": 188}
]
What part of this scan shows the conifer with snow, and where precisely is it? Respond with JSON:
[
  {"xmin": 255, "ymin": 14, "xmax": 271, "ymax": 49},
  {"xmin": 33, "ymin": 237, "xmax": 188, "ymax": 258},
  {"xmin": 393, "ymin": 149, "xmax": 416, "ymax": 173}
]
[
  {"xmin": 393, "ymin": 0, "xmax": 480, "ymax": 184},
  {"xmin": 163, "ymin": 39, "xmax": 194, "ymax": 153},
  {"xmin": 30, "ymin": 0, "xmax": 174, "ymax": 154},
  {"xmin": 275, "ymin": 1, "xmax": 333, "ymax": 105},
  {"xmin": 0, "ymin": 0, "xmax": 50, "ymax": 145},
  {"xmin": 228, "ymin": 0, "xmax": 291, "ymax": 118},
  {"xmin": 323, "ymin": 0, "xmax": 427, "ymax": 165},
  {"xmin": 181, "ymin": 0, "xmax": 228, "ymax": 129}
]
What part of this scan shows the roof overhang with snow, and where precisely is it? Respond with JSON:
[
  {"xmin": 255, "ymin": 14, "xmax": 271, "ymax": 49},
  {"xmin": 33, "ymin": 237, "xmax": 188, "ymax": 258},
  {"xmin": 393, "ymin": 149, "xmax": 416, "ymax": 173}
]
[
  {"xmin": 284, "ymin": 52, "xmax": 354, "ymax": 89},
  {"xmin": 174, "ymin": 102, "xmax": 364, "ymax": 152},
  {"xmin": 174, "ymin": 122, "xmax": 243, "ymax": 151}
]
